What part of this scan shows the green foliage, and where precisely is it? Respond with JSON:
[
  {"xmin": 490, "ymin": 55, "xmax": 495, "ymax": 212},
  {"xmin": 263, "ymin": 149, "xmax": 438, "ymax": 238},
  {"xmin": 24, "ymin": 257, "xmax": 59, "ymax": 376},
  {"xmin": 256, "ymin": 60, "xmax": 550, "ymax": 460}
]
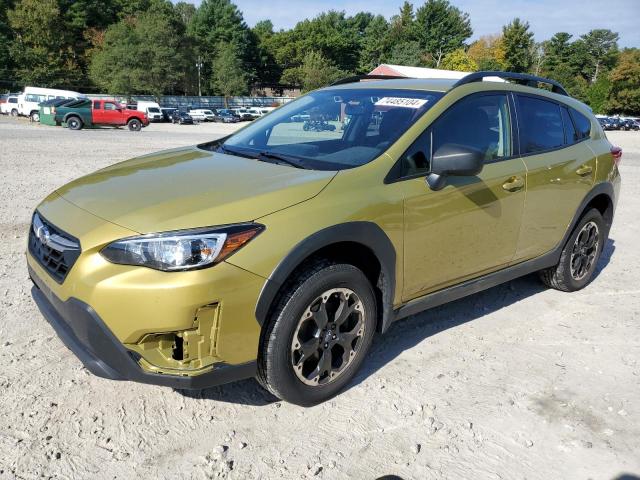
[
  {"xmin": 414, "ymin": 0, "xmax": 472, "ymax": 67},
  {"xmin": 501, "ymin": 18, "xmax": 534, "ymax": 73},
  {"xmin": 573, "ymin": 29, "xmax": 619, "ymax": 82},
  {"xmin": 387, "ymin": 41, "xmax": 424, "ymax": 67},
  {"xmin": 8, "ymin": 0, "xmax": 81, "ymax": 87},
  {"xmin": 358, "ymin": 15, "xmax": 390, "ymax": 72},
  {"xmin": 211, "ymin": 43, "xmax": 248, "ymax": 103},
  {"xmin": 0, "ymin": 0, "xmax": 636, "ymax": 114},
  {"xmin": 607, "ymin": 49, "xmax": 640, "ymax": 115},
  {"xmin": 299, "ymin": 51, "xmax": 344, "ymax": 92},
  {"xmin": 89, "ymin": 8, "xmax": 189, "ymax": 96},
  {"xmin": 440, "ymin": 49, "xmax": 477, "ymax": 72}
]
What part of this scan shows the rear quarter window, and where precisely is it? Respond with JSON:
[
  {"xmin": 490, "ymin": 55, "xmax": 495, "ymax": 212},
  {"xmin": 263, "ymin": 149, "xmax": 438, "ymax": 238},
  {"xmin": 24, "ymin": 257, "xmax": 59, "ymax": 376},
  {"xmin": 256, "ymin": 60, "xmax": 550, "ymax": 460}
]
[
  {"xmin": 517, "ymin": 95, "xmax": 564, "ymax": 154},
  {"xmin": 570, "ymin": 108, "xmax": 592, "ymax": 139}
]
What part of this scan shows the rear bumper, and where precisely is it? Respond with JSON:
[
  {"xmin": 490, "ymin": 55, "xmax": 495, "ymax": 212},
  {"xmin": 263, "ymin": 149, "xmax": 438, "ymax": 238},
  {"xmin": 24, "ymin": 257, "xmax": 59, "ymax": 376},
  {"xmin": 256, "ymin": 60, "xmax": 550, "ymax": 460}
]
[{"xmin": 29, "ymin": 265, "xmax": 256, "ymax": 390}]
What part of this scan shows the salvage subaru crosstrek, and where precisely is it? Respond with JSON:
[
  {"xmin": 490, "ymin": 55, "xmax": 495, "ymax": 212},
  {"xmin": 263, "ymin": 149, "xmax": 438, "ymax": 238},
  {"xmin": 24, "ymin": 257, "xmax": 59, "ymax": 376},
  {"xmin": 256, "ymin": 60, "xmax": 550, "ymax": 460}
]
[{"xmin": 28, "ymin": 72, "xmax": 621, "ymax": 405}]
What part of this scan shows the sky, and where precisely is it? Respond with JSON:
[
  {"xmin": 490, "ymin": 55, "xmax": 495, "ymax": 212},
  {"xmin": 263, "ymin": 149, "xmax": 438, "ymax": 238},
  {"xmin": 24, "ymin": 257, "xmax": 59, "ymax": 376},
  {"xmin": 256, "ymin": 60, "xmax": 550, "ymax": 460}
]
[{"xmin": 181, "ymin": 0, "xmax": 640, "ymax": 47}]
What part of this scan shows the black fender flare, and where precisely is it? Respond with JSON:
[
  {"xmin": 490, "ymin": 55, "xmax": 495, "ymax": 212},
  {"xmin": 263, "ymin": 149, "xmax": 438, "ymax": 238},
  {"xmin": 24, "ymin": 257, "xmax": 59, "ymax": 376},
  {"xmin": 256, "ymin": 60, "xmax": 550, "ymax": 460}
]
[
  {"xmin": 569, "ymin": 181, "xmax": 615, "ymax": 235},
  {"xmin": 254, "ymin": 221, "xmax": 397, "ymax": 333}
]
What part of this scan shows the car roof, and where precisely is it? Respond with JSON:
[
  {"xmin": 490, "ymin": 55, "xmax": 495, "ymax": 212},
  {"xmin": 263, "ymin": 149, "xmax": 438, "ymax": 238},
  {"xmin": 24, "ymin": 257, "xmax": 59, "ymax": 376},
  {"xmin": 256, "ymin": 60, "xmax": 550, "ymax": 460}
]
[{"xmin": 326, "ymin": 78, "xmax": 457, "ymax": 93}]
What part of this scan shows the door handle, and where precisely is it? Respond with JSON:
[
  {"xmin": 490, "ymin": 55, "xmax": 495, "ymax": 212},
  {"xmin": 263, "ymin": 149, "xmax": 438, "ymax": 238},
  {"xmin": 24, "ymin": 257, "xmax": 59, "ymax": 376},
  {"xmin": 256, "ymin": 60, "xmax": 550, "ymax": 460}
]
[
  {"xmin": 502, "ymin": 175, "xmax": 524, "ymax": 192},
  {"xmin": 576, "ymin": 165, "xmax": 593, "ymax": 176}
]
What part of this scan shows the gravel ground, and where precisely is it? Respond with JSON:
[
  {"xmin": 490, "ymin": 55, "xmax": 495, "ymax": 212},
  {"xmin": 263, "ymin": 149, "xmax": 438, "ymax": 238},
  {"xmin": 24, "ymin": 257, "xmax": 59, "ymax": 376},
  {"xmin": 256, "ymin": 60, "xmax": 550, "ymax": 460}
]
[{"xmin": 0, "ymin": 115, "xmax": 639, "ymax": 480}]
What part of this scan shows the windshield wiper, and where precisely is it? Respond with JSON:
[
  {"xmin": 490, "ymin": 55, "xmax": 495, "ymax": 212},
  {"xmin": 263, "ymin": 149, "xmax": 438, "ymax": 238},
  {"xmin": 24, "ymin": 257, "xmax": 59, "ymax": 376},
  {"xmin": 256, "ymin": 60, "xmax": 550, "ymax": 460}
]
[
  {"xmin": 257, "ymin": 151, "xmax": 309, "ymax": 169},
  {"xmin": 217, "ymin": 144, "xmax": 255, "ymax": 159}
]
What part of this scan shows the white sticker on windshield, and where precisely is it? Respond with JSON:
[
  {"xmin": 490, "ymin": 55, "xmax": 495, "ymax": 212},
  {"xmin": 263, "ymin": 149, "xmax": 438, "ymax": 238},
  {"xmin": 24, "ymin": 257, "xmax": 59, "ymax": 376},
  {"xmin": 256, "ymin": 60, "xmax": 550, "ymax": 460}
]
[{"xmin": 374, "ymin": 97, "xmax": 428, "ymax": 109}]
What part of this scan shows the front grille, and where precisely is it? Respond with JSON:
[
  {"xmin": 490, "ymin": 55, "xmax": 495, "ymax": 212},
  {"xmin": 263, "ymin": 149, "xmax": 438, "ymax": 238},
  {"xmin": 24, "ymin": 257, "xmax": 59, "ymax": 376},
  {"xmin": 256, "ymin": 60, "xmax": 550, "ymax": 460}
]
[{"xmin": 28, "ymin": 212, "xmax": 81, "ymax": 283}]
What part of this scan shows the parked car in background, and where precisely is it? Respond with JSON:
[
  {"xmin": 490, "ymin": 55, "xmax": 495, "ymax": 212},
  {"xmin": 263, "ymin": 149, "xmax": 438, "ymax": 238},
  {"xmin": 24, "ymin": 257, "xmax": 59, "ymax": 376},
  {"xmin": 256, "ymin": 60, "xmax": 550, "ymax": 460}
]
[
  {"xmin": 135, "ymin": 101, "xmax": 163, "ymax": 122},
  {"xmin": 54, "ymin": 99, "xmax": 149, "ymax": 131},
  {"xmin": 188, "ymin": 109, "xmax": 216, "ymax": 122},
  {"xmin": 620, "ymin": 118, "xmax": 639, "ymax": 131},
  {"xmin": 213, "ymin": 111, "xmax": 240, "ymax": 123},
  {"xmin": 1, "ymin": 95, "xmax": 18, "ymax": 116},
  {"xmin": 160, "ymin": 108, "xmax": 177, "ymax": 122},
  {"xmin": 171, "ymin": 110, "xmax": 194, "ymax": 125},
  {"xmin": 17, "ymin": 86, "xmax": 83, "ymax": 122},
  {"xmin": 233, "ymin": 108, "xmax": 257, "ymax": 121}
]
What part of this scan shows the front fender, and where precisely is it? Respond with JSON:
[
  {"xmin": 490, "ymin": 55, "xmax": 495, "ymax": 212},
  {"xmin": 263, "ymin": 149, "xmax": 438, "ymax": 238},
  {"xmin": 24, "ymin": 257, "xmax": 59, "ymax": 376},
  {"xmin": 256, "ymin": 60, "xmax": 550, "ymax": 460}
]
[{"xmin": 254, "ymin": 221, "xmax": 397, "ymax": 332}]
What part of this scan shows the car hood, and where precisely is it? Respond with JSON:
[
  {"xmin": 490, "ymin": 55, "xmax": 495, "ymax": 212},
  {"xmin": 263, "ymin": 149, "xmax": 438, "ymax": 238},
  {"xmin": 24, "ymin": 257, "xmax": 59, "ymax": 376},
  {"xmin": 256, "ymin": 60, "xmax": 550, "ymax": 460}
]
[{"xmin": 56, "ymin": 146, "xmax": 336, "ymax": 233}]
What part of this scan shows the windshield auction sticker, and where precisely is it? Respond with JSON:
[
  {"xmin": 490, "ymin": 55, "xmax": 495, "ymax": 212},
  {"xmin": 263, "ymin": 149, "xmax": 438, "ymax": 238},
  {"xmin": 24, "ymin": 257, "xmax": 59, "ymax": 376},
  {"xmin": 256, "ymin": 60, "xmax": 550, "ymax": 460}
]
[{"xmin": 374, "ymin": 97, "xmax": 428, "ymax": 109}]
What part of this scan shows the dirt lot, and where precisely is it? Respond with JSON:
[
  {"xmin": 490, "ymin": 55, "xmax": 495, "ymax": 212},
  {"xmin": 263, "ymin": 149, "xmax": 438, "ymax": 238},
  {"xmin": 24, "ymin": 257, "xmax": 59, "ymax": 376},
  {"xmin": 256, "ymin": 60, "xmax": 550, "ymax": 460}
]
[{"xmin": 0, "ymin": 116, "xmax": 638, "ymax": 480}]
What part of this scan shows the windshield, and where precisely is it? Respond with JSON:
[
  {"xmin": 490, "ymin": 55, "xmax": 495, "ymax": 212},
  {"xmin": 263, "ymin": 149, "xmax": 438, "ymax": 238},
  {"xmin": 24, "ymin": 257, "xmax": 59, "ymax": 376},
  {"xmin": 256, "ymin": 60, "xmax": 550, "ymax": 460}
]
[
  {"xmin": 148, "ymin": 107, "xmax": 160, "ymax": 113},
  {"xmin": 222, "ymin": 88, "xmax": 442, "ymax": 170}
]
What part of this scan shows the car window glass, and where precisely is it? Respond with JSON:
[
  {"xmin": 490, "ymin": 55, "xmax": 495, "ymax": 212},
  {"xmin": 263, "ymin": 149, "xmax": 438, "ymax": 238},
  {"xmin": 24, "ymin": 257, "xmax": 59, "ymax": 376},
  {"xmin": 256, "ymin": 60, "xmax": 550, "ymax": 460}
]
[
  {"xmin": 95, "ymin": 101, "xmax": 102, "ymax": 109},
  {"xmin": 104, "ymin": 102, "xmax": 117, "ymax": 110},
  {"xmin": 561, "ymin": 106, "xmax": 578, "ymax": 144},
  {"xmin": 518, "ymin": 96, "xmax": 564, "ymax": 154},
  {"xmin": 401, "ymin": 94, "xmax": 511, "ymax": 178},
  {"xmin": 224, "ymin": 88, "xmax": 441, "ymax": 170},
  {"xmin": 571, "ymin": 108, "xmax": 591, "ymax": 139}
]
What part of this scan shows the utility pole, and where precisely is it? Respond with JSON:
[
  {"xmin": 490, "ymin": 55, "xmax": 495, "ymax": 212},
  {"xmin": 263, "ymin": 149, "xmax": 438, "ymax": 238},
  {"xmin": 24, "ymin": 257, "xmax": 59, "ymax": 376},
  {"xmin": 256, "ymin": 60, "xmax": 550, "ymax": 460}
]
[{"xmin": 196, "ymin": 56, "xmax": 203, "ymax": 97}]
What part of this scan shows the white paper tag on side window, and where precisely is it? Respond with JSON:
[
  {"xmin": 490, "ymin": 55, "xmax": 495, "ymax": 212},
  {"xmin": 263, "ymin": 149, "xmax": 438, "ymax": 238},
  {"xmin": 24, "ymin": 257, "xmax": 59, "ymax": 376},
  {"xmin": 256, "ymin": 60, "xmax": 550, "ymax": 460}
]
[{"xmin": 374, "ymin": 97, "xmax": 428, "ymax": 109}]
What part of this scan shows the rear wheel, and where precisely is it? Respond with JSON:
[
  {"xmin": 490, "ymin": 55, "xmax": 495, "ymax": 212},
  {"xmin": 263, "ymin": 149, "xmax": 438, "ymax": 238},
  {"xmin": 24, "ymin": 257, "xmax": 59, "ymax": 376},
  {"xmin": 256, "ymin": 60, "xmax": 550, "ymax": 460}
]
[
  {"xmin": 257, "ymin": 262, "xmax": 377, "ymax": 406},
  {"xmin": 10, "ymin": 109, "xmax": 18, "ymax": 117},
  {"xmin": 30, "ymin": 111, "xmax": 40, "ymax": 122},
  {"xmin": 539, "ymin": 208, "xmax": 606, "ymax": 291},
  {"xmin": 128, "ymin": 118, "xmax": 142, "ymax": 131},
  {"xmin": 66, "ymin": 116, "xmax": 83, "ymax": 130}
]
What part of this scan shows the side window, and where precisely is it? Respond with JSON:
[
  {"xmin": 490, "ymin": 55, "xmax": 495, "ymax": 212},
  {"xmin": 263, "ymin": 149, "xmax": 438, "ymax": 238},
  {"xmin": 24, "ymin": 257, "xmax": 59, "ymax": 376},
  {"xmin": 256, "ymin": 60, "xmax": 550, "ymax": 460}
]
[
  {"xmin": 561, "ymin": 106, "xmax": 578, "ymax": 144},
  {"xmin": 570, "ymin": 108, "xmax": 592, "ymax": 139},
  {"xmin": 104, "ymin": 102, "xmax": 117, "ymax": 110},
  {"xmin": 94, "ymin": 101, "xmax": 102, "ymax": 109},
  {"xmin": 402, "ymin": 94, "xmax": 512, "ymax": 177},
  {"xmin": 517, "ymin": 96, "xmax": 564, "ymax": 154}
]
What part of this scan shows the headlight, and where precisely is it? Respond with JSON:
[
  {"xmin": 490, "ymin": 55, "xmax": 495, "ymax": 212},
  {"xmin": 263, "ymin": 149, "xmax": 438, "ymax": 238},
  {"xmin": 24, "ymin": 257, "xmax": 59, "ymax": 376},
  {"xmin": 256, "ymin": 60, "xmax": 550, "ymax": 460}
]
[{"xmin": 100, "ymin": 224, "xmax": 264, "ymax": 271}]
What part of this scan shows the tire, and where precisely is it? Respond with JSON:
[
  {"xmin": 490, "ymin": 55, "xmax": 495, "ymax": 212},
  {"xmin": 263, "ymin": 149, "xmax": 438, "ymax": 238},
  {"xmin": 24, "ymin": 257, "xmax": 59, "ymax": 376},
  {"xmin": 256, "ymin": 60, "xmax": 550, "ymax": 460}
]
[
  {"xmin": 539, "ymin": 208, "xmax": 606, "ymax": 292},
  {"xmin": 10, "ymin": 109, "xmax": 18, "ymax": 117},
  {"xmin": 66, "ymin": 116, "xmax": 83, "ymax": 130},
  {"xmin": 128, "ymin": 118, "xmax": 142, "ymax": 131},
  {"xmin": 257, "ymin": 261, "xmax": 377, "ymax": 406},
  {"xmin": 30, "ymin": 111, "xmax": 40, "ymax": 122}
]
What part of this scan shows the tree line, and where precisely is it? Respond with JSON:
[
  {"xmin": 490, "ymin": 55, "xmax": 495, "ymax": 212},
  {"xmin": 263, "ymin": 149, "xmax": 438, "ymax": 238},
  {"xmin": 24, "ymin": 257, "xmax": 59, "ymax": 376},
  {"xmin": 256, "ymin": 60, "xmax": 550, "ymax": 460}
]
[{"xmin": 0, "ymin": 0, "xmax": 638, "ymax": 114}]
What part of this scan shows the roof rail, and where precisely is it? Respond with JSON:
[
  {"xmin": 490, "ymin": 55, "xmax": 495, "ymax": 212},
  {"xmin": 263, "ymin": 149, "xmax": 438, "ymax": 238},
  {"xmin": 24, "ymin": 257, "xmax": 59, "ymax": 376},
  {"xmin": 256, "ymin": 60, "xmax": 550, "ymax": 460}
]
[
  {"xmin": 452, "ymin": 71, "xmax": 569, "ymax": 96},
  {"xmin": 330, "ymin": 74, "xmax": 410, "ymax": 86}
]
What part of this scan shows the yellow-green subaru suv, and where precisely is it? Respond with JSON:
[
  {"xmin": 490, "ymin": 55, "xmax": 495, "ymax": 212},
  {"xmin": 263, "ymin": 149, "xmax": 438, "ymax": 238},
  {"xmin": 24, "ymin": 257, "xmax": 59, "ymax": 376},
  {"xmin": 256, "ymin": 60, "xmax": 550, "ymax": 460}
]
[{"xmin": 28, "ymin": 72, "xmax": 621, "ymax": 405}]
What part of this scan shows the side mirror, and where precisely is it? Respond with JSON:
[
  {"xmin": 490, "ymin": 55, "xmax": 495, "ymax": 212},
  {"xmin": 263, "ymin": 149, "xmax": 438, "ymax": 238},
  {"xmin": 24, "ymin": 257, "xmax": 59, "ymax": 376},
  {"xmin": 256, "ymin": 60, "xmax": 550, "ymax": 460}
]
[{"xmin": 426, "ymin": 143, "xmax": 484, "ymax": 191}]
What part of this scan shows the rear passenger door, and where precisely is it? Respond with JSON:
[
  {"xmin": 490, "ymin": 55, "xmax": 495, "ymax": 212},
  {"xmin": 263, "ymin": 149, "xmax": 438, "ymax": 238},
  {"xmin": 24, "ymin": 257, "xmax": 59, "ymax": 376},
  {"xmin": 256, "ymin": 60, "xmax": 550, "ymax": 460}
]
[{"xmin": 514, "ymin": 94, "xmax": 597, "ymax": 261}]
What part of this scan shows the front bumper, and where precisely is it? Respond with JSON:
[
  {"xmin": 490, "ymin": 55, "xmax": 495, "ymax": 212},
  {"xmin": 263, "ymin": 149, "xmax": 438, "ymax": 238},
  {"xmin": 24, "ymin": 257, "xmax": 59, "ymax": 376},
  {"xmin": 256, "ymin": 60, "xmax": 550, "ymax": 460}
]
[{"xmin": 29, "ymin": 264, "xmax": 256, "ymax": 389}]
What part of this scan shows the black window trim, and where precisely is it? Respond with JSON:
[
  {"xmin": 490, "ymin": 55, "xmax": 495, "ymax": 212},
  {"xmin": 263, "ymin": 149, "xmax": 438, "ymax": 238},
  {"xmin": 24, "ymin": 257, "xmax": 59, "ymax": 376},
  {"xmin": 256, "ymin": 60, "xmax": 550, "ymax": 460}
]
[
  {"xmin": 513, "ymin": 92, "xmax": 590, "ymax": 158},
  {"xmin": 384, "ymin": 90, "xmax": 517, "ymax": 184}
]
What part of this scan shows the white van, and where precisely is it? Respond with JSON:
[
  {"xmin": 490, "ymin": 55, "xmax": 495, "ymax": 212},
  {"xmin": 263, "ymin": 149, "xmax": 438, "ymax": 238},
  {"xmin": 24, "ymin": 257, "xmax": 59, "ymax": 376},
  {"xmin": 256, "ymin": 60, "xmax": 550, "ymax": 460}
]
[
  {"xmin": 188, "ymin": 109, "xmax": 216, "ymax": 122},
  {"xmin": 136, "ymin": 101, "xmax": 163, "ymax": 122},
  {"xmin": 17, "ymin": 86, "xmax": 83, "ymax": 121}
]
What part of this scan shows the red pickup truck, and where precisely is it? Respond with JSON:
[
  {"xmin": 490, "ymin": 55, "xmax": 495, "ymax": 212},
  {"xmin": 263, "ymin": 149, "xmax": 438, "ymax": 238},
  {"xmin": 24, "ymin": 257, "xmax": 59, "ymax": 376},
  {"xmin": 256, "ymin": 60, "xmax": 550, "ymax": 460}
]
[{"xmin": 54, "ymin": 99, "xmax": 149, "ymax": 131}]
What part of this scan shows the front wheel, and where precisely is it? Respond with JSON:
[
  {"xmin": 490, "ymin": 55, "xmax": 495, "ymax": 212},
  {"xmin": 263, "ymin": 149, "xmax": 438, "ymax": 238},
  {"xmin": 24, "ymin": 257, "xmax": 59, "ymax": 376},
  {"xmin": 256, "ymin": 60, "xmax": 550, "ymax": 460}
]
[
  {"xmin": 30, "ymin": 111, "xmax": 40, "ymax": 122},
  {"xmin": 128, "ymin": 119, "xmax": 142, "ymax": 131},
  {"xmin": 257, "ymin": 262, "xmax": 377, "ymax": 406},
  {"xmin": 539, "ymin": 208, "xmax": 606, "ymax": 291}
]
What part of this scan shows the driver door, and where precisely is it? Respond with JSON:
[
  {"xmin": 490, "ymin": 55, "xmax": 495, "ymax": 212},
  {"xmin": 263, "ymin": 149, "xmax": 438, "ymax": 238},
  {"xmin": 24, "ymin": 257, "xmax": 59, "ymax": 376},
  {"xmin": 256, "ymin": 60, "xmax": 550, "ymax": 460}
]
[{"xmin": 400, "ymin": 92, "xmax": 527, "ymax": 300}]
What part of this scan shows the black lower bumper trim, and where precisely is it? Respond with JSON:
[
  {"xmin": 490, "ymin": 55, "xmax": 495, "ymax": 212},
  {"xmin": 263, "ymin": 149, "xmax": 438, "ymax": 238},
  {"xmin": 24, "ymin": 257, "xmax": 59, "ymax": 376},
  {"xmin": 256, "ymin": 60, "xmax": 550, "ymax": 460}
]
[{"xmin": 29, "ymin": 265, "xmax": 256, "ymax": 390}]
